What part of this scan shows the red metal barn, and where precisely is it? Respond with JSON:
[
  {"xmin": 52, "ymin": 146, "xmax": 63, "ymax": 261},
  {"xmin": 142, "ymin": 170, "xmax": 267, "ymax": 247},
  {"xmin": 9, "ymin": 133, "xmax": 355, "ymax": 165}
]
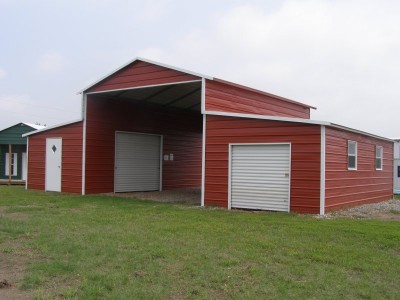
[{"xmin": 25, "ymin": 58, "xmax": 394, "ymax": 214}]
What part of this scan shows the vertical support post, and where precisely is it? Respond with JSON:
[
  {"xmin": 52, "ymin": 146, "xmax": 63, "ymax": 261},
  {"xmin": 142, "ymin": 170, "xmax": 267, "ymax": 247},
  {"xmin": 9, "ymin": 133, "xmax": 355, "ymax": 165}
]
[{"xmin": 8, "ymin": 144, "xmax": 12, "ymax": 185}]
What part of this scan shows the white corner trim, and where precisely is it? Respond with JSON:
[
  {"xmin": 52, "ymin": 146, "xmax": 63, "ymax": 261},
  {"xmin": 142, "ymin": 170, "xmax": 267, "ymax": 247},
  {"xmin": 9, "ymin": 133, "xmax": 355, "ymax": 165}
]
[
  {"xmin": 201, "ymin": 114, "xmax": 206, "ymax": 207},
  {"xmin": 320, "ymin": 125, "xmax": 326, "ymax": 215},
  {"xmin": 201, "ymin": 78, "xmax": 206, "ymax": 114},
  {"xmin": 228, "ymin": 144, "xmax": 232, "ymax": 210},
  {"xmin": 77, "ymin": 57, "xmax": 213, "ymax": 94},
  {"xmin": 25, "ymin": 137, "xmax": 29, "ymax": 190},
  {"xmin": 81, "ymin": 93, "xmax": 87, "ymax": 195}
]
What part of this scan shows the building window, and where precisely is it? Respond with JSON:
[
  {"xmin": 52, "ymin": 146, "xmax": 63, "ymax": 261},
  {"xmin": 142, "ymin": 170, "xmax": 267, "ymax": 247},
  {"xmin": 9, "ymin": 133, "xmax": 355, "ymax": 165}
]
[
  {"xmin": 398, "ymin": 166, "xmax": 400, "ymax": 178},
  {"xmin": 5, "ymin": 153, "xmax": 18, "ymax": 176},
  {"xmin": 376, "ymin": 146, "xmax": 383, "ymax": 170},
  {"xmin": 348, "ymin": 141, "xmax": 357, "ymax": 170}
]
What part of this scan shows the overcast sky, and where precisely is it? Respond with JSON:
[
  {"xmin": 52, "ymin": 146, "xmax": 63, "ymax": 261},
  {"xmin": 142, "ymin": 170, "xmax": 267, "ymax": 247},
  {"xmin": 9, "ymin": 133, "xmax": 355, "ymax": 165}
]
[{"xmin": 0, "ymin": 0, "xmax": 399, "ymax": 137}]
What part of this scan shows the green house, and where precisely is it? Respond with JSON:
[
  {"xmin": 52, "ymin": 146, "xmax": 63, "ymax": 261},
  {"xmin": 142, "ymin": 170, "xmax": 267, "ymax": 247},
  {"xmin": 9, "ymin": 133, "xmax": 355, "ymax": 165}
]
[{"xmin": 0, "ymin": 122, "xmax": 44, "ymax": 182}]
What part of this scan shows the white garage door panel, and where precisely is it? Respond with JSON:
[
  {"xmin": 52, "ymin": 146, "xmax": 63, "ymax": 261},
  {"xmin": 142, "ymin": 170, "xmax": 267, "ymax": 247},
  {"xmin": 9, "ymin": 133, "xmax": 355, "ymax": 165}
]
[
  {"xmin": 115, "ymin": 132, "xmax": 161, "ymax": 192},
  {"xmin": 230, "ymin": 144, "xmax": 290, "ymax": 212}
]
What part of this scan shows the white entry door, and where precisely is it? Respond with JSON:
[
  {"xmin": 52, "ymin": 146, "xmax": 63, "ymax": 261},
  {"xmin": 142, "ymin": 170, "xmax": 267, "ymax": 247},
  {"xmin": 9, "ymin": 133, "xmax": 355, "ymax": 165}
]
[
  {"xmin": 230, "ymin": 144, "xmax": 291, "ymax": 212},
  {"xmin": 22, "ymin": 152, "xmax": 27, "ymax": 181},
  {"xmin": 46, "ymin": 138, "xmax": 62, "ymax": 192}
]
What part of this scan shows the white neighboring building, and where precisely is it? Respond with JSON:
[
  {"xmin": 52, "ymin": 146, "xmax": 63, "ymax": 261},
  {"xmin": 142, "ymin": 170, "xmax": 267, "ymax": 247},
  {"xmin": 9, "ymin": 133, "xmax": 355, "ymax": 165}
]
[{"xmin": 394, "ymin": 139, "xmax": 400, "ymax": 194}]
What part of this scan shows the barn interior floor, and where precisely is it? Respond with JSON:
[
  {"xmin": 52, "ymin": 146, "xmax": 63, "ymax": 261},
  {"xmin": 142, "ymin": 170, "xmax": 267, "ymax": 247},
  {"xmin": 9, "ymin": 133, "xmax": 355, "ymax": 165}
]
[{"xmin": 104, "ymin": 188, "xmax": 201, "ymax": 205}]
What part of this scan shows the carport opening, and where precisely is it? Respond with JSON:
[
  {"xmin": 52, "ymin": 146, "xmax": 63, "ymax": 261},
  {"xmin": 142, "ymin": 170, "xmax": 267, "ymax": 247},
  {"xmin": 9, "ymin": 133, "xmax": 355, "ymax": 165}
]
[{"xmin": 86, "ymin": 81, "xmax": 203, "ymax": 203}]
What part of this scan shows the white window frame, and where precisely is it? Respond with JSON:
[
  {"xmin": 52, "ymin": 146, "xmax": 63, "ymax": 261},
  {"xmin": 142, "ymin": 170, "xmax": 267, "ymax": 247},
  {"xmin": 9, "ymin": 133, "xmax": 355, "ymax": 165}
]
[
  {"xmin": 375, "ymin": 146, "xmax": 383, "ymax": 171},
  {"xmin": 5, "ymin": 153, "xmax": 18, "ymax": 176},
  {"xmin": 348, "ymin": 141, "xmax": 357, "ymax": 170}
]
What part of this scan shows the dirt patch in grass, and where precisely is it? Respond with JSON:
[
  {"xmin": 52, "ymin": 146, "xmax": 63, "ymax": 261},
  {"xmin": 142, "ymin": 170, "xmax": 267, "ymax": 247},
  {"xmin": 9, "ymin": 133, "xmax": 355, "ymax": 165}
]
[
  {"xmin": 0, "ymin": 248, "xmax": 33, "ymax": 299},
  {"xmin": 0, "ymin": 206, "xmax": 37, "ymax": 222},
  {"xmin": 325, "ymin": 198, "xmax": 400, "ymax": 220},
  {"xmin": 104, "ymin": 188, "xmax": 201, "ymax": 205}
]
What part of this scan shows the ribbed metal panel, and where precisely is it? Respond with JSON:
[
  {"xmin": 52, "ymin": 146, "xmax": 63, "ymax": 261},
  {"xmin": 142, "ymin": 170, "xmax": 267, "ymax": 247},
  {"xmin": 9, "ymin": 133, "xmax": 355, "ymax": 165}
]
[
  {"xmin": 324, "ymin": 127, "xmax": 393, "ymax": 211},
  {"xmin": 27, "ymin": 122, "xmax": 83, "ymax": 194},
  {"xmin": 115, "ymin": 132, "xmax": 161, "ymax": 192},
  {"xmin": 230, "ymin": 144, "xmax": 290, "ymax": 211},
  {"xmin": 205, "ymin": 79, "xmax": 310, "ymax": 119}
]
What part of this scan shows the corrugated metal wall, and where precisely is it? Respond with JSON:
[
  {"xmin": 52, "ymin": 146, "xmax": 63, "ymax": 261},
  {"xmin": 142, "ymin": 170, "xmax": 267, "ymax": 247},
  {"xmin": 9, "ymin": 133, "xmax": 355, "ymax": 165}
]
[
  {"xmin": 85, "ymin": 96, "xmax": 202, "ymax": 194},
  {"xmin": 27, "ymin": 122, "xmax": 83, "ymax": 193},
  {"xmin": 204, "ymin": 115, "xmax": 321, "ymax": 213},
  {"xmin": 205, "ymin": 79, "xmax": 311, "ymax": 119},
  {"xmin": 325, "ymin": 127, "xmax": 393, "ymax": 211},
  {"xmin": 87, "ymin": 61, "xmax": 200, "ymax": 93}
]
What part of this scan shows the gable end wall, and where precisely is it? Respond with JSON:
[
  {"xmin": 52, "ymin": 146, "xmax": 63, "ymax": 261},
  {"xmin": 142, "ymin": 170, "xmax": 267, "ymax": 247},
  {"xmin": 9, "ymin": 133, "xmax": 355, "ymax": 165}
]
[{"xmin": 87, "ymin": 61, "xmax": 200, "ymax": 93}]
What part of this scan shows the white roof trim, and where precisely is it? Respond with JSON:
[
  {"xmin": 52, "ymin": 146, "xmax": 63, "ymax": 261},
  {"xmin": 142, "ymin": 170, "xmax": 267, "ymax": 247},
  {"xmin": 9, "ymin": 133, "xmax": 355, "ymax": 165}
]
[
  {"xmin": 78, "ymin": 57, "xmax": 213, "ymax": 94},
  {"xmin": 22, "ymin": 119, "xmax": 83, "ymax": 137},
  {"xmin": 0, "ymin": 122, "xmax": 45, "ymax": 132},
  {"xmin": 205, "ymin": 110, "xmax": 330, "ymax": 126},
  {"xmin": 22, "ymin": 122, "xmax": 46, "ymax": 130},
  {"xmin": 85, "ymin": 80, "xmax": 202, "ymax": 95},
  {"xmin": 205, "ymin": 110, "xmax": 393, "ymax": 142},
  {"xmin": 329, "ymin": 123, "xmax": 393, "ymax": 143}
]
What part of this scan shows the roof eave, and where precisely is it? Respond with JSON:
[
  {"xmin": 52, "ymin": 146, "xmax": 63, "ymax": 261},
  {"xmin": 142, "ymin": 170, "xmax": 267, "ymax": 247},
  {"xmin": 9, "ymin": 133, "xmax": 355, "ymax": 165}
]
[
  {"xmin": 22, "ymin": 119, "xmax": 83, "ymax": 137},
  {"xmin": 205, "ymin": 111, "xmax": 392, "ymax": 142}
]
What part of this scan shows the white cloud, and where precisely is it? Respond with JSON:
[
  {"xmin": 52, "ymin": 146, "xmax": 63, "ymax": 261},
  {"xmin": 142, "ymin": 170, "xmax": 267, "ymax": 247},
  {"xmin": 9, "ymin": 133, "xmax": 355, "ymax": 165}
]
[
  {"xmin": 38, "ymin": 52, "xmax": 66, "ymax": 73},
  {"xmin": 0, "ymin": 67, "xmax": 6, "ymax": 79},
  {"xmin": 139, "ymin": 0, "xmax": 400, "ymax": 137}
]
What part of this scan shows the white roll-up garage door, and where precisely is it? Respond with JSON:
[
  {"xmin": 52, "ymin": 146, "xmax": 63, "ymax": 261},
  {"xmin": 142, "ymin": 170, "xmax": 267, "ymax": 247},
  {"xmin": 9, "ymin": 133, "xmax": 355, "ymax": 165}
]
[
  {"xmin": 230, "ymin": 144, "xmax": 291, "ymax": 211},
  {"xmin": 115, "ymin": 132, "xmax": 161, "ymax": 192}
]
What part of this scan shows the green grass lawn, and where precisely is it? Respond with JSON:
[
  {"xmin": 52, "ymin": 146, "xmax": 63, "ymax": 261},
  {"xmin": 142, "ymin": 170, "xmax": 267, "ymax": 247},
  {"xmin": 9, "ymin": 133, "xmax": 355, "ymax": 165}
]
[{"xmin": 1, "ymin": 186, "xmax": 400, "ymax": 299}]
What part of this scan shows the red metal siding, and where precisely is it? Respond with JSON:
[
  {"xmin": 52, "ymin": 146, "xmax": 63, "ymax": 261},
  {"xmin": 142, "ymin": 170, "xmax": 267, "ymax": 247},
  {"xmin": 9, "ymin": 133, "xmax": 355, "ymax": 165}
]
[
  {"xmin": 85, "ymin": 96, "xmax": 202, "ymax": 194},
  {"xmin": 87, "ymin": 61, "xmax": 200, "ymax": 93},
  {"xmin": 27, "ymin": 122, "xmax": 83, "ymax": 194},
  {"xmin": 205, "ymin": 115, "xmax": 321, "ymax": 213},
  {"xmin": 205, "ymin": 79, "xmax": 311, "ymax": 119},
  {"xmin": 325, "ymin": 127, "xmax": 393, "ymax": 212}
]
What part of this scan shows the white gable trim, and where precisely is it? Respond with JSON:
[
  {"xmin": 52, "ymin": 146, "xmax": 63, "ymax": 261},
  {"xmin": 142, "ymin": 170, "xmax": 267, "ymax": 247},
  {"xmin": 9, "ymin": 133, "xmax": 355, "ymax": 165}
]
[{"xmin": 22, "ymin": 119, "xmax": 83, "ymax": 137}]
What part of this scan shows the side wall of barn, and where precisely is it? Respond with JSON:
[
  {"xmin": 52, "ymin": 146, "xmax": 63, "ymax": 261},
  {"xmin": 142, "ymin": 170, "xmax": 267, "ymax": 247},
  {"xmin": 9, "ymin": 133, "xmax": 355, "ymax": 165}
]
[{"xmin": 324, "ymin": 127, "xmax": 393, "ymax": 211}]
